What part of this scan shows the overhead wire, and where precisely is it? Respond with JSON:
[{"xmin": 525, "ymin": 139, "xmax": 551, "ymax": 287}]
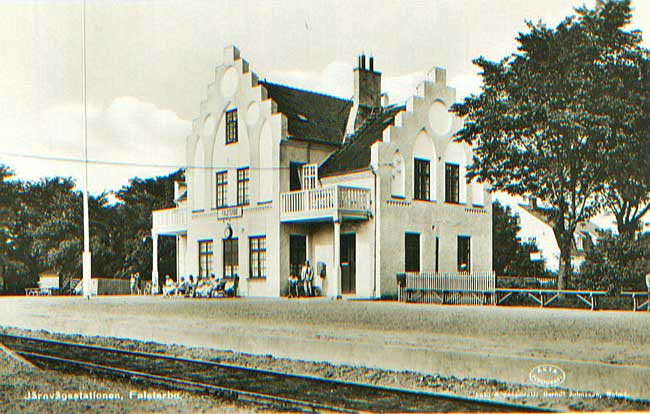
[{"xmin": 0, "ymin": 151, "xmax": 291, "ymax": 171}]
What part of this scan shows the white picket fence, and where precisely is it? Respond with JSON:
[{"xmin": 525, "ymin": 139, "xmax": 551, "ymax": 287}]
[{"xmin": 398, "ymin": 271, "xmax": 496, "ymax": 305}]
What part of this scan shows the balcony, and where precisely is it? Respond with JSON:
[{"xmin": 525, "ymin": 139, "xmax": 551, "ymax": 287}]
[
  {"xmin": 280, "ymin": 185, "xmax": 371, "ymax": 223},
  {"xmin": 152, "ymin": 206, "xmax": 187, "ymax": 235}
]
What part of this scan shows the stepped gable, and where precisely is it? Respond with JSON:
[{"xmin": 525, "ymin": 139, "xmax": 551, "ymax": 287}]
[
  {"xmin": 259, "ymin": 81, "xmax": 352, "ymax": 146},
  {"xmin": 319, "ymin": 104, "xmax": 405, "ymax": 177}
]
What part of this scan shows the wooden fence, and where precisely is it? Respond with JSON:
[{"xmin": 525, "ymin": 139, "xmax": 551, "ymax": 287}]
[{"xmin": 397, "ymin": 271, "xmax": 496, "ymax": 305}]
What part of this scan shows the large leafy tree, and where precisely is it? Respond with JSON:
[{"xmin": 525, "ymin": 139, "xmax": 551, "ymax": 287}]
[
  {"xmin": 0, "ymin": 163, "xmax": 183, "ymax": 294},
  {"xmin": 28, "ymin": 177, "xmax": 83, "ymax": 282},
  {"xmin": 0, "ymin": 165, "xmax": 21, "ymax": 290},
  {"xmin": 452, "ymin": 0, "xmax": 647, "ymax": 289},
  {"xmin": 492, "ymin": 200, "xmax": 546, "ymax": 277},
  {"xmin": 114, "ymin": 169, "xmax": 184, "ymax": 284},
  {"xmin": 582, "ymin": 1, "xmax": 650, "ymax": 238}
]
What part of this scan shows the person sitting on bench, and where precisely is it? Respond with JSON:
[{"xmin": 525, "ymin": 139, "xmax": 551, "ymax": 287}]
[
  {"xmin": 185, "ymin": 275, "xmax": 196, "ymax": 298},
  {"xmin": 195, "ymin": 276, "xmax": 213, "ymax": 298},
  {"xmin": 162, "ymin": 275, "xmax": 176, "ymax": 297},
  {"xmin": 288, "ymin": 273, "xmax": 301, "ymax": 298},
  {"xmin": 224, "ymin": 274, "xmax": 239, "ymax": 297}
]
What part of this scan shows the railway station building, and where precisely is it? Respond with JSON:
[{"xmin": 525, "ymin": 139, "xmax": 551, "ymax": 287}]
[{"xmin": 151, "ymin": 45, "xmax": 492, "ymax": 298}]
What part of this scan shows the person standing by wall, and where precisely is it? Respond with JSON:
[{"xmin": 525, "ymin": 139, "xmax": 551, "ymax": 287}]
[
  {"xmin": 645, "ymin": 272, "xmax": 650, "ymax": 311},
  {"xmin": 302, "ymin": 260, "xmax": 314, "ymax": 297}
]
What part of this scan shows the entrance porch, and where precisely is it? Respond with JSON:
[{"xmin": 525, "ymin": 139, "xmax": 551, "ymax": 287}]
[
  {"xmin": 283, "ymin": 218, "xmax": 374, "ymax": 299},
  {"xmin": 151, "ymin": 206, "xmax": 188, "ymax": 293},
  {"xmin": 280, "ymin": 184, "xmax": 372, "ymax": 298}
]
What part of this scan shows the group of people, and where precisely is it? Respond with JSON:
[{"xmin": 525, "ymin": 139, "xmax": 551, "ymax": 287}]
[
  {"xmin": 162, "ymin": 274, "xmax": 238, "ymax": 298},
  {"xmin": 288, "ymin": 259, "xmax": 316, "ymax": 298}
]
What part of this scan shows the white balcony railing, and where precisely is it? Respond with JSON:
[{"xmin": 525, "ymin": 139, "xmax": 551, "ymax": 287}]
[
  {"xmin": 152, "ymin": 205, "xmax": 187, "ymax": 234},
  {"xmin": 280, "ymin": 185, "xmax": 370, "ymax": 221}
]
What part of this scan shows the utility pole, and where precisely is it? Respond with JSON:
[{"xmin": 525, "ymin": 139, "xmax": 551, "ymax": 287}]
[{"xmin": 81, "ymin": 0, "xmax": 92, "ymax": 299}]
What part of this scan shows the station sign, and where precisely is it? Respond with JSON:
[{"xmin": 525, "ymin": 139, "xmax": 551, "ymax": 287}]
[{"xmin": 217, "ymin": 206, "xmax": 243, "ymax": 220}]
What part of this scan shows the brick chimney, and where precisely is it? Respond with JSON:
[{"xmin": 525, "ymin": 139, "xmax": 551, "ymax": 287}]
[
  {"xmin": 346, "ymin": 54, "xmax": 382, "ymax": 137},
  {"xmin": 353, "ymin": 53, "xmax": 381, "ymax": 108}
]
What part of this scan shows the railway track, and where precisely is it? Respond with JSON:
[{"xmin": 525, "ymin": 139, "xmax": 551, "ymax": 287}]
[{"xmin": 0, "ymin": 333, "xmax": 551, "ymax": 413}]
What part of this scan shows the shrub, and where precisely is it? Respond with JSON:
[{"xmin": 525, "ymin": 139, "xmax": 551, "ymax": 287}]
[{"xmin": 576, "ymin": 231, "xmax": 650, "ymax": 293}]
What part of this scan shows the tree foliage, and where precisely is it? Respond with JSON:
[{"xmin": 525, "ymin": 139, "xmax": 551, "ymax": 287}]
[
  {"xmin": 492, "ymin": 200, "xmax": 547, "ymax": 277},
  {"xmin": 0, "ymin": 163, "xmax": 183, "ymax": 294},
  {"xmin": 451, "ymin": 0, "xmax": 649, "ymax": 288},
  {"xmin": 577, "ymin": 231, "xmax": 650, "ymax": 292},
  {"xmin": 585, "ymin": 2, "xmax": 650, "ymax": 237},
  {"xmin": 113, "ymin": 171, "xmax": 184, "ymax": 283}
]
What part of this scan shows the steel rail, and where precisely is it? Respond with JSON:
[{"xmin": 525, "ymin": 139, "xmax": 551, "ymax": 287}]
[
  {"xmin": 0, "ymin": 333, "xmax": 553, "ymax": 413},
  {"xmin": 17, "ymin": 350, "xmax": 356, "ymax": 413}
]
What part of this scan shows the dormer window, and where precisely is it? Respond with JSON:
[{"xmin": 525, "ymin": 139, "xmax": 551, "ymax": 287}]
[{"xmin": 225, "ymin": 109, "xmax": 238, "ymax": 144}]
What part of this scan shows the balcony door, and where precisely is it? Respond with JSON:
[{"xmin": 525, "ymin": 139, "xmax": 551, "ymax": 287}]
[
  {"xmin": 340, "ymin": 233, "xmax": 356, "ymax": 294},
  {"xmin": 289, "ymin": 162, "xmax": 305, "ymax": 191}
]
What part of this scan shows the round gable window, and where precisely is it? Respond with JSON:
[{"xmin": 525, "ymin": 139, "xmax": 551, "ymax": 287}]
[{"xmin": 429, "ymin": 100, "xmax": 452, "ymax": 136}]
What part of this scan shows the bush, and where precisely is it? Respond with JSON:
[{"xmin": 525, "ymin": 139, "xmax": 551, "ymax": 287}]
[{"xmin": 576, "ymin": 231, "xmax": 650, "ymax": 292}]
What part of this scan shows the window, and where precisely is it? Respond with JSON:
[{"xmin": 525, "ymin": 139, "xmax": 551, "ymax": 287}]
[
  {"xmin": 223, "ymin": 238, "xmax": 239, "ymax": 278},
  {"xmin": 289, "ymin": 162, "xmax": 304, "ymax": 191},
  {"xmin": 302, "ymin": 164, "xmax": 318, "ymax": 190},
  {"xmin": 458, "ymin": 236, "xmax": 471, "ymax": 272},
  {"xmin": 225, "ymin": 109, "xmax": 238, "ymax": 144},
  {"xmin": 215, "ymin": 171, "xmax": 227, "ymax": 208},
  {"xmin": 414, "ymin": 158, "xmax": 430, "ymax": 200},
  {"xmin": 445, "ymin": 163, "xmax": 460, "ymax": 203},
  {"xmin": 198, "ymin": 240, "xmax": 213, "ymax": 278},
  {"xmin": 405, "ymin": 233, "xmax": 420, "ymax": 272},
  {"xmin": 237, "ymin": 167, "xmax": 249, "ymax": 206},
  {"xmin": 249, "ymin": 236, "xmax": 267, "ymax": 278}
]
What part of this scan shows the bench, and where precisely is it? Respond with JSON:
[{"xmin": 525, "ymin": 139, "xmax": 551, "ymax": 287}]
[
  {"xmin": 402, "ymin": 287, "xmax": 495, "ymax": 305},
  {"xmin": 25, "ymin": 288, "xmax": 57, "ymax": 296}
]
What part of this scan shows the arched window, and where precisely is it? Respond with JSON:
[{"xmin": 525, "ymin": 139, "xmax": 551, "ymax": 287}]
[
  {"xmin": 391, "ymin": 151, "xmax": 405, "ymax": 197},
  {"xmin": 413, "ymin": 131, "xmax": 436, "ymax": 201}
]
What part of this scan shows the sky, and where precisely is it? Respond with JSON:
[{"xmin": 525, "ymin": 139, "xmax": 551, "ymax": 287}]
[{"xmin": 1, "ymin": 0, "xmax": 649, "ymax": 197}]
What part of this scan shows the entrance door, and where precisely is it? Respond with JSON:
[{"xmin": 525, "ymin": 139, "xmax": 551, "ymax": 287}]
[
  {"xmin": 289, "ymin": 235, "xmax": 306, "ymax": 277},
  {"xmin": 340, "ymin": 233, "xmax": 356, "ymax": 294}
]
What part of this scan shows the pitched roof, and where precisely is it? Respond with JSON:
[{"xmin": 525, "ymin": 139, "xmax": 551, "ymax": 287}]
[
  {"xmin": 518, "ymin": 203, "xmax": 600, "ymax": 253},
  {"xmin": 259, "ymin": 81, "xmax": 352, "ymax": 146},
  {"xmin": 319, "ymin": 105, "xmax": 404, "ymax": 177}
]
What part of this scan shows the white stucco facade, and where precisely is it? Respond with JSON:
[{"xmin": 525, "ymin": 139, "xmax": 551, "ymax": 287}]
[{"xmin": 152, "ymin": 46, "xmax": 492, "ymax": 298}]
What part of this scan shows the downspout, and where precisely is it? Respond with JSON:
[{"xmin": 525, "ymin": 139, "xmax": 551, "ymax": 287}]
[{"xmin": 370, "ymin": 165, "xmax": 378, "ymax": 298}]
